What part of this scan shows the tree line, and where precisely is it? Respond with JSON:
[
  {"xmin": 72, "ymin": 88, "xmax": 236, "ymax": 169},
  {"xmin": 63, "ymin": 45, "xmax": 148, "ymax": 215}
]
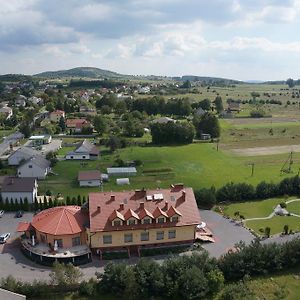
[{"xmin": 194, "ymin": 175, "xmax": 300, "ymax": 208}]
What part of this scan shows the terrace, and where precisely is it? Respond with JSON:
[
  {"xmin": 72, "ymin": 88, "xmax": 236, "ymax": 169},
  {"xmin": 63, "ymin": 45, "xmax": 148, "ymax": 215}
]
[{"xmin": 21, "ymin": 238, "xmax": 91, "ymax": 265}]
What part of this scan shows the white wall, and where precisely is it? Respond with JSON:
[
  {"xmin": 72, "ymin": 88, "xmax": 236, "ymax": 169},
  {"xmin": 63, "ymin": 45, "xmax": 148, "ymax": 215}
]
[
  {"xmin": 79, "ymin": 179, "xmax": 101, "ymax": 187},
  {"xmin": 18, "ymin": 164, "xmax": 49, "ymax": 179},
  {"xmin": 1, "ymin": 189, "xmax": 37, "ymax": 203},
  {"xmin": 66, "ymin": 153, "xmax": 90, "ymax": 160}
]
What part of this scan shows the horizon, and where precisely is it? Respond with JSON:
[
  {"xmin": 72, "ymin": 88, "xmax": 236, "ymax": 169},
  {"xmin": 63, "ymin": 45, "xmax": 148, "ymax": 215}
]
[
  {"xmin": 0, "ymin": 66, "xmax": 291, "ymax": 83},
  {"xmin": 1, "ymin": 1, "xmax": 300, "ymax": 81}
]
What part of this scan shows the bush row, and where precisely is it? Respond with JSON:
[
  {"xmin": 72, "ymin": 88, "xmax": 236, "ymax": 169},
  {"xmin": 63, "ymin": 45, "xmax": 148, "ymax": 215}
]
[{"xmin": 194, "ymin": 175, "xmax": 300, "ymax": 208}]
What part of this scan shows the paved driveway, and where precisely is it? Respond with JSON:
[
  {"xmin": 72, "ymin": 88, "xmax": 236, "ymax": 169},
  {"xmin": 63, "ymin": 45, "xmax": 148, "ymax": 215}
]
[{"xmin": 200, "ymin": 210, "xmax": 255, "ymax": 257}]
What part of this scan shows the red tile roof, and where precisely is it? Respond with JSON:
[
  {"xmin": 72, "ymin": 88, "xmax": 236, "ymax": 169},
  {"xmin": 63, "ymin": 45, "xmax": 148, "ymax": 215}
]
[
  {"xmin": 89, "ymin": 185, "xmax": 201, "ymax": 232},
  {"xmin": 50, "ymin": 110, "xmax": 65, "ymax": 115},
  {"xmin": 66, "ymin": 119, "xmax": 90, "ymax": 128},
  {"xmin": 31, "ymin": 206, "xmax": 88, "ymax": 235},
  {"xmin": 17, "ymin": 222, "xmax": 31, "ymax": 232},
  {"xmin": 109, "ymin": 210, "xmax": 125, "ymax": 221},
  {"xmin": 78, "ymin": 170, "xmax": 101, "ymax": 181},
  {"xmin": 124, "ymin": 208, "xmax": 139, "ymax": 220}
]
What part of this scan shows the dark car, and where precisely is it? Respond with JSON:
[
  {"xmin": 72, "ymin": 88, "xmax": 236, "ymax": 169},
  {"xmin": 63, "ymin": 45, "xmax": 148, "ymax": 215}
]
[{"xmin": 15, "ymin": 210, "xmax": 23, "ymax": 218}]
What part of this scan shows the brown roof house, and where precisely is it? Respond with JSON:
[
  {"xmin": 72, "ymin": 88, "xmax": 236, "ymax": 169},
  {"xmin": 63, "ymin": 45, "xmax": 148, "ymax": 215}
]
[
  {"xmin": 78, "ymin": 170, "xmax": 102, "ymax": 187},
  {"xmin": 1, "ymin": 177, "xmax": 38, "ymax": 203},
  {"xmin": 66, "ymin": 140, "xmax": 99, "ymax": 160}
]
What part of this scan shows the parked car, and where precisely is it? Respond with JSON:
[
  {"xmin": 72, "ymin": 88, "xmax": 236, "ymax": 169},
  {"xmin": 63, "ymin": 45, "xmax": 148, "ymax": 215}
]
[
  {"xmin": 15, "ymin": 210, "xmax": 23, "ymax": 218},
  {"xmin": 0, "ymin": 210, "xmax": 4, "ymax": 217},
  {"xmin": 0, "ymin": 233, "xmax": 10, "ymax": 244}
]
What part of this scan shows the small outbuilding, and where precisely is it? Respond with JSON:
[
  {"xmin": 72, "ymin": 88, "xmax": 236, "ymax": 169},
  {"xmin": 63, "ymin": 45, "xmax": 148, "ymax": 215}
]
[
  {"xmin": 78, "ymin": 170, "xmax": 102, "ymax": 187},
  {"xmin": 29, "ymin": 135, "xmax": 52, "ymax": 146},
  {"xmin": 116, "ymin": 178, "xmax": 130, "ymax": 185},
  {"xmin": 107, "ymin": 167, "xmax": 137, "ymax": 177}
]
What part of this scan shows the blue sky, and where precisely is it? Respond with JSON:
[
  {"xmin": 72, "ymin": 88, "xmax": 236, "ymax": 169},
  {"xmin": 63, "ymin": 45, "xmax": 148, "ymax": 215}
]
[{"xmin": 0, "ymin": 0, "xmax": 300, "ymax": 80}]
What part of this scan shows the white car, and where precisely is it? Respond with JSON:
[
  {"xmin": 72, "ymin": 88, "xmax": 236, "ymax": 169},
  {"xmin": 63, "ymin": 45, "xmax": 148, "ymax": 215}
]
[
  {"xmin": 0, "ymin": 210, "xmax": 4, "ymax": 217},
  {"xmin": 0, "ymin": 233, "xmax": 10, "ymax": 244}
]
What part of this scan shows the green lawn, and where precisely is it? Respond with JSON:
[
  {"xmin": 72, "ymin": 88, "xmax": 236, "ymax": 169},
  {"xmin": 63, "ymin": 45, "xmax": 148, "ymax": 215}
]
[
  {"xmin": 39, "ymin": 142, "xmax": 300, "ymax": 198},
  {"xmin": 287, "ymin": 201, "xmax": 300, "ymax": 215},
  {"xmin": 246, "ymin": 215, "xmax": 300, "ymax": 235},
  {"xmin": 222, "ymin": 197, "xmax": 300, "ymax": 235},
  {"xmin": 222, "ymin": 198, "xmax": 289, "ymax": 219}
]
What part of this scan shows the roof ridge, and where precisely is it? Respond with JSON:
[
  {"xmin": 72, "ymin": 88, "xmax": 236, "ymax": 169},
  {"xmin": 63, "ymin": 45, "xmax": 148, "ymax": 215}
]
[
  {"xmin": 64, "ymin": 207, "xmax": 75, "ymax": 234},
  {"xmin": 55, "ymin": 207, "xmax": 67, "ymax": 235}
]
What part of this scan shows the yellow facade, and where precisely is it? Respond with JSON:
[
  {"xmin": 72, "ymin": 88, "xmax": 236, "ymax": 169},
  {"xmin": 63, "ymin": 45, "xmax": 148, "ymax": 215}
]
[{"xmin": 88, "ymin": 225, "xmax": 196, "ymax": 249}]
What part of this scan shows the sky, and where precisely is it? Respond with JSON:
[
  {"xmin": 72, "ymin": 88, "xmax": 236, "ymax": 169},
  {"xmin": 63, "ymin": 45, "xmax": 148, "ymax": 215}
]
[{"xmin": 1, "ymin": 0, "xmax": 300, "ymax": 80}]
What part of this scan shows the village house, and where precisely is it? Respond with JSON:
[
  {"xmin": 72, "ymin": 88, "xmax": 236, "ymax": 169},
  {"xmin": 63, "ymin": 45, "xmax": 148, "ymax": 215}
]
[
  {"xmin": 66, "ymin": 139, "xmax": 99, "ymax": 160},
  {"xmin": 78, "ymin": 170, "xmax": 102, "ymax": 187},
  {"xmin": 151, "ymin": 117, "xmax": 176, "ymax": 124},
  {"xmin": 17, "ymin": 156, "xmax": 50, "ymax": 179},
  {"xmin": 15, "ymin": 95, "xmax": 26, "ymax": 107},
  {"xmin": 8, "ymin": 147, "xmax": 40, "ymax": 166},
  {"xmin": 79, "ymin": 106, "xmax": 97, "ymax": 116},
  {"xmin": 66, "ymin": 118, "xmax": 92, "ymax": 133},
  {"xmin": 0, "ymin": 105, "xmax": 13, "ymax": 119},
  {"xmin": 27, "ymin": 96, "xmax": 43, "ymax": 106},
  {"xmin": 29, "ymin": 135, "xmax": 52, "ymax": 147},
  {"xmin": 87, "ymin": 184, "xmax": 201, "ymax": 257},
  {"xmin": 50, "ymin": 110, "xmax": 65, "ymax": 123},
  {"xmin": 1, "ymin": 177, "xmax": 38, "ymax": 203}
]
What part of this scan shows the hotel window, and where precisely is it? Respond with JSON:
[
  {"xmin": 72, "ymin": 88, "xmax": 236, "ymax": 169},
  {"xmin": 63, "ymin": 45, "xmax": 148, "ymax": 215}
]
[
  {"xmin": 142, "ymin": 217, "xmax": 151, "ymax": 224},
  {"xmin": 156, "ymin": 231, "xmax": 164, "ymax": 240},
  {"xmin": 141, "ymin": 232, "xmax": 149, "ymax": 241},
  {"xmin": 157, "ymin": 217, "xmax": 165, "ymax": 224},
  {"xmin": 168, "ymin": 230, "xmax": 176, "ymax": 239},
  {"xmin": 28, "ymin": 165, "xmax": 32, "ymax": 168},
  {"xmin": 113, "ymin": 220, "xmax": 121, "ymax": 226},
  {"xmin": 54, "ymin": 239, "xmax": 63, "ymax": 248},
  {"xmin": 103, "ymin": 235, "xmax": 112, "ymax": 244},
  {"xmin": 128, "ymin": 219, "xmax": 136, "ymax": 225},
  {"xmin": 72, "ymin": 236, "xmax": 81, "ymax": 247},
  {"xmin": 124, "ymin": 233, "xmax": 133, "ymax": 243},
  {"xmin": 171, "ymin": 216, "xmax": 179, "ymax": 223}
]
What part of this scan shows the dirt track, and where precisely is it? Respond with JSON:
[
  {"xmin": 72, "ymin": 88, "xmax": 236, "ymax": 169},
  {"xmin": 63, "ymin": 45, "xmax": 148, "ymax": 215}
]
[{"xmin": 231, "ymin": 144, "xmax": 300, "ymax": 156}]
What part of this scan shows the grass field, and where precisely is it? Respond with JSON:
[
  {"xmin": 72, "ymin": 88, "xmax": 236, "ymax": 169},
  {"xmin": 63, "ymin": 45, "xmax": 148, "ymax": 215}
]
[
  {"xmin": 39, "ymin": 142, "xmax": 300, "ymax": 198},
  {"xmin": 222, "ymin": 197, "xmax": 300, "ymax": 235}
]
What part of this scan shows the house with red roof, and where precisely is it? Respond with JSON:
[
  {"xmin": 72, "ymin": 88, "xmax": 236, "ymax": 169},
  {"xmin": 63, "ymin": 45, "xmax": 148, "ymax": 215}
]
[
  {"xmin": 49, "ymin": 110, "xmax": 65, "ymax": 123},
  {"xmin": 87, "ymin": 184, "xmax": 201, "ymax": 257},
  {"xmin": 66, "ymin": 118, "xmax": 92, "ymax": 133}
]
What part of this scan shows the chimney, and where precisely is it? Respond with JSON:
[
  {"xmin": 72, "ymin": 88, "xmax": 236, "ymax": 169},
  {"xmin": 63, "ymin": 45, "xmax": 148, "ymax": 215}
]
[
  {"xmin": 182, "ymin": 190, "xmax": 186, "ymax": 201},
  {"xmin": 97, "ymin": 206, "xmax": 101, "ymax": 213},
  {"xmin": 139, "ymin": 202, "xmax": 145, "ymax": 209},
  {"xmin": 120, "ymin": 203, "xmax": 124, "ymax": 210},
  {"xmin": 165, "ymin": 201, "xmax": 169, "ymax": 210},
  {"xmin": 174, "ymin": 183, "xmax": 184, "ymax": 190},
  {"xmin": 110, "ymin": 195, "xmax": 115, "ymax": 201},
  {"xmin": 135, "ymin": 189, "xmax": 146, "ymax": 198}
]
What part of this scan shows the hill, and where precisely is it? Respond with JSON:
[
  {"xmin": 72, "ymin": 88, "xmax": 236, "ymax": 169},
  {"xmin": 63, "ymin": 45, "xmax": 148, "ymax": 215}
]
[{"xmin": 34, "ymin": 67, "xmax": 125, "ymax": 79}]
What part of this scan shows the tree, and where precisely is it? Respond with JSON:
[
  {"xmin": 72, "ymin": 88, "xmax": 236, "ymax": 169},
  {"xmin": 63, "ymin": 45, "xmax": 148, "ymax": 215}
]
[
  {"xmin": 181, "ymin": 80, "xmax": 192, "ymax": 89},
  {"xmin": 58, "ymin": 116, "xmax": 66, "ymax": 132},
  {"xmin": 286, "ymin": 78, "xmax": 295, "ymax": 88},
  {"xmin": 93, "ymin": 115, "xmax": 107, "ymax": 136},
  {"xmin": 198, "ymin": 99, "xmax": 211, "ymax": 111},
  {"xmin": 283, "ymin": 224, "xmax": 289, "ymax": 235},
  {"xmin": 250, "ymin": 92, "xmax": 260, "ymax": 101},
  {"xmin": 194, "ymin": 113, "xmax": 220, "ymax": 138},
  {"xmin": 19, "ymin": 123, "xmax": 32, "ymax": 138},
  {"xmin": 214, "ymin": 96, "xmax": 224, "ymax": 113},
  {"xmin": 194, "ymin": 188, "xmax": 216, "ymax": 209},
  {"xmin": 50, "ymin": 262, "xmax": 83, "ymax": 286},
  {"xmin": 265, "ymin": 226, "xmax": 271, "ymax": 238},
  {"xmin": 107, "ymin": 136, "xmax": 122, "ymax": 152}
]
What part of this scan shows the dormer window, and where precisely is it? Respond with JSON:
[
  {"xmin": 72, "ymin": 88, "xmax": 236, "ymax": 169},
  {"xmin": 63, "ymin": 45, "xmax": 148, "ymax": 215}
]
[
  {"xmin": 142, "ymin": 217, "xmax": 152, "ymax": 224},
  {"xmin": 127, "ymin": 218, "xmax": 136, "ymax": 225},
  {"xmin": 171, "ymin": 216, "xmax": 179, "ymax": 223},
  {"xmin": 157, "ymin": 217, "xmax": 165, "ymax": 224},
  {"xmin": 113, "ymin": 219, "xmax": 122, "ymax": 226}
]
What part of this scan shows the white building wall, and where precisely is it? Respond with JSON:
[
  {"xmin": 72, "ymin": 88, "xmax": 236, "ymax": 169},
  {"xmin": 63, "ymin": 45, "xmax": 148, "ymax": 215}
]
[
  {"xmin": 1, "ymin": 190, "xmax": 36, "ymax": 203},
  {"xmin": 18, "ymin": 164, "xmax": 48, "ymax": 179},
  {"xmin": 79, "ymin": 179, "xmax": 101, "ymax": 187},
  {"xmin": 66, "ymin": 153, "xmax": 90, "ymax": 160}
]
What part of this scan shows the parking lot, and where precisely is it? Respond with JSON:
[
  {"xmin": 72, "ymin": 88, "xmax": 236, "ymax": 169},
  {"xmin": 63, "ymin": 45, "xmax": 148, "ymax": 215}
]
[{"xmin": 0, "ymin": 212, "xmax": 33, "ymax": 241}]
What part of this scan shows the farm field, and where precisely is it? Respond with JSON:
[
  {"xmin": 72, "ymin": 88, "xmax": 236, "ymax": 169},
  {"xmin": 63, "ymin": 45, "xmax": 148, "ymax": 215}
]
[{"xmin": 39, "ymin": 142, "xmax": 300, "ymax": 198}]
